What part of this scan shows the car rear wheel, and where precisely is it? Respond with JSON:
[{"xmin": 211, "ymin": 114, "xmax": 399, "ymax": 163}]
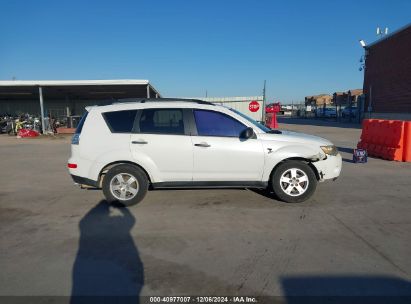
[
  {"xmin": 102, "ymin": 164, "xmax": 148, "ymax": 207},
  {"xmin": 271, "ymin": 160, "xmax": 317, "ymax": 203}
]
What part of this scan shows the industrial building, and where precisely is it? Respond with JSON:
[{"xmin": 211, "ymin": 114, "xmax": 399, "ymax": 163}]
[
  {"xmin": 363, "ymin": 23, "xmax": 411, "ymax": 120},
  {"xmin": 0, "ymin": 80, "xmax": 267, "ymax": 134},
  {"xmin": 0, "ymin": 79, "xmax": 161, "ymax": 132}
]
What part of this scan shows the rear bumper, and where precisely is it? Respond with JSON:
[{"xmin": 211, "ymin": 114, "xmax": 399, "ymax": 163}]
[{"xmin": 70, "ymin": 174, "xmax": 99, "ymax": 188}]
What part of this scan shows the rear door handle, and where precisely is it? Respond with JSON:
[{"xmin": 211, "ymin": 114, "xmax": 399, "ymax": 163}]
[
  {"xmin": 132, "ymin": 140, "xmax": 148, "ymax": 144},
  {"xmin": 194, "ymin": 142, "xmax": 211, "ymax": 147}
]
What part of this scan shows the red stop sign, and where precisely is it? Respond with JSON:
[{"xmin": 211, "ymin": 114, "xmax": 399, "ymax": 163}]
[{"xmin": 249, "ymin": 101, "xmax": 260, "ymax": 112}]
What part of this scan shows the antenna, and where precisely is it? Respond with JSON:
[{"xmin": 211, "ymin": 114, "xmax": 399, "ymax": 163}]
[{"xmin": 377, "ymin": 26, "xmax": 389, "ymax": 38}]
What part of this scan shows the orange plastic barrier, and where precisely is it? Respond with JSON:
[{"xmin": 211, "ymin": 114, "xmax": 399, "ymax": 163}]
[
  {"xmin": 403, "ymin": 122, "xmax": 411, "ymax": 162},
  {"xmin": 357, "ymin": 119, "xmax": 409, "ymax": 162}
]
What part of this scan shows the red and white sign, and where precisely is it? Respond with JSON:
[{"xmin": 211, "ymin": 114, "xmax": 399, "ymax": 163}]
[
  {"xmin": 266, "ymin": 102, "xmax": 281, "ymax": 113},
  {"xmin": 249, "ymin": 101, "xmax": 260, "ymax": 112}
]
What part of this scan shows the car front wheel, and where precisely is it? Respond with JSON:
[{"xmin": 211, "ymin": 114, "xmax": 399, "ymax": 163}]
[
  {"xmin": 271, "ymin": 160, "xmax": 317, "ymax": 203},
  {"xmin": 102, "ymin": 164, "xmax": 148, "ymax": 207}
]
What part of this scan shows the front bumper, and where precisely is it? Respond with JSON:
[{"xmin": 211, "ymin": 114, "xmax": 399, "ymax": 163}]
[{"xmin": 313, "ymin": 153, "xmax": 342, "ymax": 181}]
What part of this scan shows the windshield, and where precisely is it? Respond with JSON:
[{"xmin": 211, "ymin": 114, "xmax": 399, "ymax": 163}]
[{"xmin": 229, "ymin": 108, "xmax": 271, "ymax": 133}]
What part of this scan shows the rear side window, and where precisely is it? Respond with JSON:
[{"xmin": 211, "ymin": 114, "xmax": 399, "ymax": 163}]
[
  {"xmin": 75, "ymin": 111, "xmax": 89, "ymax": 134},
  {"xmin": 138, "ymin": 109, "xmax": 184, "ymax": 135},
  {"xmin": 103, "ymin": 110, "xmax": 137, "ymax": 133},
  {"xmin": 193, "ymin": 109, "xmax": 246, "ymax": 137}
]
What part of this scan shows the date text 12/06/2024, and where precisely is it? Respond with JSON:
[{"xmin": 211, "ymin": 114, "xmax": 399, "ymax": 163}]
[{"xmin": 149, "ymin": 296, "xmax": 258, "ymax": 303}]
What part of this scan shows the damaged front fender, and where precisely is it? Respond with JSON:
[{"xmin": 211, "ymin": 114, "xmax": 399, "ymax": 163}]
[{"xmin": 262, "ymin": 143, "xmax": 326, "ymax": 181}]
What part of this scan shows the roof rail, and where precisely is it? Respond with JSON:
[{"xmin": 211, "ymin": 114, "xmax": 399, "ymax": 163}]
[{"xmin": 113, "ymin": 97, "xmax": 215, "ymax": 105}]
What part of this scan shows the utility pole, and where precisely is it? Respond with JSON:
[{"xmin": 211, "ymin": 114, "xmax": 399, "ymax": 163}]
[
  {"xmin": 262, "ymin": 80, "xmax": 266, "ymax": 122},
  {"xmin": 39, "ymin": 87, "xmax": 46, "ymax": 134}
]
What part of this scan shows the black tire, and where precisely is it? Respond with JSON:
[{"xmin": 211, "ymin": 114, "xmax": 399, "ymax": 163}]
[
  {"xmin": 102, "ymin": 164, "xmax": 148, "ymax": 207},
  {"xmin": 271, "ymin": 160, "xmax": 317, "ymax": 203}
]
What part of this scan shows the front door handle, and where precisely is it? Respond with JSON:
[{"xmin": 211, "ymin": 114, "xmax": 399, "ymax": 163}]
[
  {"xmin": 194, "ymin": 142, "xmax": 211, "ymax": 147},
  {"xmin": 132, "ymin": 140, "xmax": 148, "ymax": 144}
]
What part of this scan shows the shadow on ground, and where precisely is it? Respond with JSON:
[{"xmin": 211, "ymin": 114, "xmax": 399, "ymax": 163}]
[
  {"xmin": 249, "ymin": 188, "xmax": 280, "ymax": 201},
  {"xmin": 337, "ymin": 147, "xmax": 353, "ymax": 154},
  {"xmin": 278, "ymin": 117, "xmax": 361, "ymax": 129},
  {"xmin": 281, "ymin": 275, "xmax": 411, "ymax": 304},
  {"xmin": 71, "ymin": 200, "xmax": 143, "ymax": 304},
  {"xmin": 337, "ymin": 146, "xmax": 383, "ymax": 163},
  {"xmin": 336, "ymin": 146, "xmax": 355, "ymax": 163}
]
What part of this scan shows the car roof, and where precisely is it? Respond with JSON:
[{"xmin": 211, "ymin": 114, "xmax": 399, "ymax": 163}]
[
  {"xmin": 87, "ymin": 99, "xmax": 222, "ymax": 113},
  {"xmin": 115, "ymin": 98, "xmax": 213, "ymax": 105},
  {"xmin": 85, "ymin": 98, "xmax": 267, "ymax": 134}
]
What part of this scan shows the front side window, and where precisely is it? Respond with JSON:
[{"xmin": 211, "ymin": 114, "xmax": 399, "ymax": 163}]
[
  {"xmin": 193, "ymin": 109, "xmax": 247, "ymax": 137},
  {"xmin": 139, "ymin": 109, "xmax": 184, "ymax": 135},
  {"xmin": 103, "ymin": 110, "xmax": 137, "ymax": 133}
]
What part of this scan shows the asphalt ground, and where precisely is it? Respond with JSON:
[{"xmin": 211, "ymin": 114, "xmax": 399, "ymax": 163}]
[{"xmin": 1, "ymin": 118, "xmax": 411, "ymax": 303}]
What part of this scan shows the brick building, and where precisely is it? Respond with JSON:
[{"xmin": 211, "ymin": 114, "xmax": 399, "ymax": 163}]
[
  {"xmin": 333, "ymin": 89, "xmax": 363, "ymax": 107},
  {"xmin": 306, "ymin": 90, "xmax": 362, "ymax": 107},
  {"xmin": 363, "ymin": 23, "xmax": 411, "ymax": 120},
  {"xmin": 348, "ymin": 89, "xmax": 363, "ymax": 104},
  {"xmin": 333, "ymin": 92, "xmax": 346, "ymax": 106},
  {"xmin": 305, "ymin": 94, "xmax": 332, "ymax": 106}
]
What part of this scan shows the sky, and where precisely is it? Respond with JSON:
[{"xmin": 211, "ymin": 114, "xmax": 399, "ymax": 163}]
[{"xmin": 0, "ymin": 0, "xmax": 410, "ymax": 103}]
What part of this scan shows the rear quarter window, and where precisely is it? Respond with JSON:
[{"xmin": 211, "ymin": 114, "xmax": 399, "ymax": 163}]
[{"xmin": 102, "ymin": 110, "xmax": 138, "ymax": 133}]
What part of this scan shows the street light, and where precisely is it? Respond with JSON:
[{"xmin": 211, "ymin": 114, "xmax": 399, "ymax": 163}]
[{"xmin": 358, "ymin": 39, "xmax": 367, "ymax": 71}]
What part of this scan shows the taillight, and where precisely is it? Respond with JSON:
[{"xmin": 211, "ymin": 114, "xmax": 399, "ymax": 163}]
[
  {"xmin": 71, "ymin": 133, "xmax": 80, "ymax": 145},
  {"xmin": 68, "ymin": 163, "xmax": 77, "ymax": 169}
]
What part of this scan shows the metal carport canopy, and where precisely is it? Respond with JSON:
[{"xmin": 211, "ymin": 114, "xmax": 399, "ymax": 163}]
[{"xmin": 0, "ymin": 79, "xmax": 162, "ymax": 133}]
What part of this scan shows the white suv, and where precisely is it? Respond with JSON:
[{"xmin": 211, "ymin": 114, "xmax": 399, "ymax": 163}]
[{"xmin": 68, "ymin": 99, "xmax": 342, "ymax": 206}]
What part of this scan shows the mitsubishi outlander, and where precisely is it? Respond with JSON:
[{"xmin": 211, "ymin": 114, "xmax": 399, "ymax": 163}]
[{"xmin": 68, "ymin": 99, "xmax": 342, "ymax": 206}]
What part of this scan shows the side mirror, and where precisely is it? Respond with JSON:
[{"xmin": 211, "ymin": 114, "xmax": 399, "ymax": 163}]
[{"xmin": 240, "ymin": 127, "xmax": 255, "ymax": 139}]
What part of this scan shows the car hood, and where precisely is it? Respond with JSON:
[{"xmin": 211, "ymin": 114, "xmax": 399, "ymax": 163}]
[{"xmin": 258, "ymin": 130, "xmax": 333, "ymax": 146}]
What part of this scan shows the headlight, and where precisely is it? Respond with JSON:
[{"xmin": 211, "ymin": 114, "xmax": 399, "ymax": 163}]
[{"xmin": 321, "ymin": 145, "xmax": 338, "ymax": 156}]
